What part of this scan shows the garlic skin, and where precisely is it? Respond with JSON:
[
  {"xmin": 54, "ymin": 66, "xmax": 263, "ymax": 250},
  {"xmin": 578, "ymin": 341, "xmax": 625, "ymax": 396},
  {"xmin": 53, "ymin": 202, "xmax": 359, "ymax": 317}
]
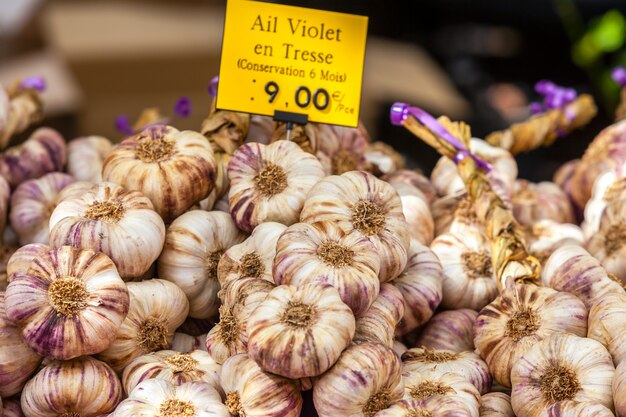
[
  {"xmin": 553, "ymin": 159, "xmax": 579, "ymax": 203},
  {"xmin": 525, "ymin": 220, "xmax": 584, "ymax": 265},
  {"xmin": 392, "ymin": 182, "xmax": 435, "ymax": 245},
  {"xmin": 301, "ymin": 170, "xmax": 410, "ymax": 282},
  {"xmin": 97, "ymin": 279, "xmax": 189, "ymax": 372},
  {"xmin": 1, "ymin": 396, "xmax": 24, "ymax": 417},
  {"xmin": 9, "ymin": 172, "xmax": 74, "ymax": 245},
  {"xmin": 245, "ymin": 114, "xmax": 275, "ymax": 144},
  {"xmin": 415, "ymin": 309, "xmax": 478, "ymax": 353},
  {"xmin": 5, "ymin": 246, "xmax": 129, "ymax": 360},
  {"xmin": 511, "ymin": 180, "xmax": 575, "ymax": 226},
  {"xmin": 511, "ymin": 333, "xmax": 615, "ymax": 417},
  {"xmin": 480, "ymin": 393, "xmax": 514, "ymax": 417},
  {"xmin": 354, "ymin": 284, "xmax": 405, "ymax": 348},
  {"xmin": 0, "ymin": 243, "xmax": 18, "ymax": 290},
  {"xmin": 102, "ymin": 125, "xmax": 217, "ymax": 223},
  {"xmin": 49, "ymin": 182, "xmax": 165, "ymax": 279},
  {"xmin": 374, "ymin": 397, "xmax": 473, "ymax": 417},
  {"xmin": 402, "ymin": 347, "xmax": 492, "ymax": 395},
  {"xmin": 5, "ymin": 243, "xmax": 48, "ymax": 284},
  {"xmin": 0, "ymin": 175, "xmax": 9, "ymax": 238},
  {"xmin": 21, "ymin": 356, "xmax": 122, "ymax": 417},
  {"xmin": 56, "ymin": 180, "xmax": 95, "ymax": 202},
  {"xmin": 112, "ymin": 380, "xmax": 229, "ymax": 417},
  {"xmin": 364, "ymin": 141, "xmax": 405, "ymax": 177},
  {"xmin": 542, "ymin": 245, "xmax": 625, "ymax": 308},
  {"xmin": 588, "ymin": 291, "xmax": 626, "ymax": 366},
  {"xmin": 218, "ymin": 222, "xmax": 285, "ymax": 286},
  {"xmin": 171, "ymin": 332, "xmax": 208, "ymax": 354},
  {"xmin": 392, "ymin": 239, "xmax": 443, "ymax": 336},
  {"xmin": 316, "ymin": 123, "xmax": 369, "ymax": 175},
  {"xmin": 313, "ymin": 342, "xmax": 403, "ymax": 417},
  {"xmin": 67, "ymin": 136, "xmax": 113, "ymax": 182},
  {"xmin": 581, "ymin": 171, "xmax": 626, "ymax": 238},
  {"xmin": 614, "ymin": 361, "xmax": 626, "ymax": 417},
  {"xmin": 0, "ymin": 127, "xmax": 66, "ymax": 188},
  {"xmin": 227, "ymin": 140, "xmax": 324, "ymax": 232},
  {"xmin": 273, "ymin": 221, "xmax": 380, "ymax": 317},
  {"xmin": 474, "ymin": 284, "xmax": 588, "ymax": 388},
  {"xmin": 122, "ymin": 349, "xmax": 221, "ymax": 396},
  {"xmin": 393, "ymin": 340, "xmax": 408, "ymax": 357},
  {"xmin": 430, "ymin": 228, "xmax": 498, "ymax": 311},
  {"xmin": 221, "ymin": 353, "xmax": 303, "ymax": 417},
  {"xmin": 383, "ymin": 169, "xmax": 437, "ymax": 205},
  {"xmin": 431, "ymin": 191, "xmax": 467, "ymax": 236},
  {"xmin": 586, "ymin": 196, "xmax": 626, "ymax": 283},
  {"xmin": 158, "ymin": 210, "xmax": 246, "ymax": 319},
  {"xmin": 538, "ymin": 401, "xmax": 615, "ymax": 417},
  {"xmin": 0, "ymin": 292, "xmax": 42, "ymax": 397}
]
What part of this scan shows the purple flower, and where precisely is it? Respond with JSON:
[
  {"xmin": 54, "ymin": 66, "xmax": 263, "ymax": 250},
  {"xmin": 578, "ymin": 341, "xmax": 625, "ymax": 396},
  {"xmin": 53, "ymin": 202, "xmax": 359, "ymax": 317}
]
[
  {"xmin": 115, "ymin": 115, "xmax": 134, "ymax": 135},
  {"xmin": 20, "ymin": 76, "xmax": 46, "ymax": 92},
  {"xmin": 173, "ymin": 97, "xmax": 191, "ymax": 118},
  {"xmin": 612, "ymin": 66, "xmax": 626, "ymax": 87},
  {"xmin": 208, "ymin": 75, "xmax": 219, "ymax": 97},
  {"xmin": 529, "ymin": 102, "xmax": 544, "ymax": 114}
]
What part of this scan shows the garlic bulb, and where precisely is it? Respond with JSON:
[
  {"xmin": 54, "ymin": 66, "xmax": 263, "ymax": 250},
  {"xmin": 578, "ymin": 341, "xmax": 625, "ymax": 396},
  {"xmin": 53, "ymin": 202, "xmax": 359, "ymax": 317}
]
[
  {"xmin": 271, "ymin": 122, "xmax": 319, "ymax": 154},
  {"xmin": 158, "ymin": 210, "xmax": 246, "ymax": 319},
  {"xmin": 588, "ymin": 291, "xmax": 626, "ymax": 366},
  {"xmin": 474, "ymin": 284, "xmax": 588, "ymax": 388},
  {"xmin": 403, "ymin": 370, "xmax": 480, "ymax": 417},
  {"xmin": 313, "ymin": 342, "xmax": 403, "ymax": 417},
  {"xmin": 431, "ymin": 191, "xmax": 467, "ymax": 236},
  {"xmin": 430, "ymin": 228, "xmax": 498, "ymax": 311},
  {"xmin": 5, "ymin": 242, "xmax": 48, "ymax": 285},
  {"xmin": 402, "ymin": 347, "xmax": 492, "ymax": 394},
  {"xmin": 510, "ymin": 333, "xmax": 615, "ymax": 417},
  {"xmin": 581, "ymin": 171, "xmax": 626, "ymax": 238},
  {"xmin": 0, "ymin": 292, "xmax": 42, "ymax": 397},
  {"xmin": 301, "ymin": 170, "xmax": 410, "ymax": 282},
  {"xmin": 102, "ymin": 125, "xmax": 217, "ymax": 222},
  {"xmin": 245, "ymin": 114, "xmax": 275, "ymax": 144},
  {"xmin": 392, "ymin": 182, "xmax": 435, "ymax": 245},
  {"xmin": 316, "ymin": 123, "xmax": 369, "ymax": 175},
  {"xmin": 364, "ymin": 141, "xmax": 405, "ymax": 177},
  {"xmin": 218, "ymin": 275, "xmax": 276, "ymax": 307},
  {"xmin": 200, "ymin": 107, "xmax": 250, "ymax": 155},
  {"xmin": 538, "ymin": 401, "xmax": 615, "ymax": 417},
  {"xmin": 0, "ymin": 174, "xmax": 9, "ymax": 238},
  {"xmin": 1, "ymin": 396, "xmax": 24, "ymax": 417},
  {"xmin": 393, "ymin": 340, "xmax": 408, "ymax": 357},
  {"xmin": 525, "ymin": 220, "xmax": 584, "ymax": 265},
  {"xmin": 586, "ymin": 196, "xmax": 626, "ymax": 283},
  {"xmin": 56, "ymin": 180, "xmax": 95, "ymax": 202},
  {"xmin": 374, "ymin": 397, "xmax": 473, "ymax": 417},
  {"xmin": 171, "ymin": 332, "xmax": 208, "ymax": 354},
  {"xmin": 67, "ymin": 136, "xmax": 113, "ymax": 182},
  {"xmin": 9, "ymin": 172, "xmax": 74, "ymax": 245},
  {"xmin": 480, "ymin": 393, "xmax": 514, "ymax": 417},
  {"xmin": 21, "ymin": 356, "xmax": 122, "ymax": 417},
  {"xmin": 0, "ymin": 243, "xmax": 18, "ymax": 290},
  {"xmin": 0, "ymin": 127, "xmax": 66, "ymax": 188},
  {"xmin": 49, "ymin": 182, "xmax": 165, "ymax": 279},
  {"xmin": 5, "ymin": 246, "xmax": 129, "ymax": 360},
  {"xmin": 542, "ymin": 245, "xmax": 625, "ymax": 308},
  {"xmin": 273, "ymin": 221, "xmax": 380, "ymax": 317},
  {"xmin": 227, "ymin": 140, "xmax": 324, "ymax": 232},
  {"xmin": 614, "ymin": 361, "xmax": 626, "ymax": 417},
  {"xmin": 511, "ymin": 180, "xmax": 574, "ymax": 226},
  {"xmin": 248, "ymin": 283, "xmax": 355, "ymax": 378},
  {"xmin": 112, "ymin": 379, "xmax": 229, "ymax": 417},
  {"xmin": 221, "ymin": 353, "xmax": 303, "ymax": 417},
  {"xmin": 122, "ymin": 349, "xmax": 221, "ymax": 396},
  {"xmin": 354, "ymin": 284, "xmax": 405, "ymax": 348},
  {"xmin": 415, "ymin": 309, "xmax": 478, "ymax": 352},
  {"xmin": 97, "ymin": 279, "xmax": 189, "ymax": 372},
  {"xmin": 383, "ymin": 169, "xmax": 437, "ymax": 205},
  {"xmin": 392, "ymin": 239, "xmax": 443, "ymax": 336}
]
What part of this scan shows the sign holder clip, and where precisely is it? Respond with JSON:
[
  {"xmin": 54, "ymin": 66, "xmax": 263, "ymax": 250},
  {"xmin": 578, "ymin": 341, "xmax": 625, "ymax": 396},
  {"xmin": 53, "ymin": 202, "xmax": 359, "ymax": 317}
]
[{"xmin": 273, "ymin": 110, "xmax": 308, "ymax": 142}]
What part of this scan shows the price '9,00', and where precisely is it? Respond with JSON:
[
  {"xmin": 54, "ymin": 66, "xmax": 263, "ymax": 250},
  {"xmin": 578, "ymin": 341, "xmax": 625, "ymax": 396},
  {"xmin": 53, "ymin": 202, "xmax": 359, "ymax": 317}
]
[{"xmin": 265, "ymin": 81, "xmax": 330, "ymax": 111}]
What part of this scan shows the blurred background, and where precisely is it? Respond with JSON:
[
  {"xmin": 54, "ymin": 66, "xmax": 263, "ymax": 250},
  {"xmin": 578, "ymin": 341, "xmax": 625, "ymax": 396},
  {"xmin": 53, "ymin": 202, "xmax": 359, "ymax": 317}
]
[{"xmin": 2, "ymin": 0, "xmax": 626, "ymax": 180}]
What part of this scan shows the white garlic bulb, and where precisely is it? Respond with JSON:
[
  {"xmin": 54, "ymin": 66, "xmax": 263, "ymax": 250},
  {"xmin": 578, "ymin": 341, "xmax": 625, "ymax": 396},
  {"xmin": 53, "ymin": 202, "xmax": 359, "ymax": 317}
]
[
  {"xmin": 273, "ymin": 221, "xmax": 380, "ymax": 317},
  {"xmin": 245, "ymin": 114, "xmax": 275, "ymax": 144},
  {"xmin": 0, "ymin": 174, "xmax": 9, "ymax": 238},
  {"xmin": 415, "ymin": 309, "xmax": 478, "ymax": 352},
  {"xmin": 5, "ymin": 242, "xmax": 48, "ymax": 284},
  {"xmin": 171, "ymin": 332, "xmax": 208, "ymax": 354},
  {"xmin": 67, "ymin": 136, "xmax": 113, "ymax": 182},
  {"xmin": 538, "ymin": 401, "xmax": 615, "ymax": 417},
  {"xmin": 586, "ymin": 196, "xmax": 626, "ymax": 283},
  {"xmin": 581, "ymin": 171, "xmax": 626, "ymax": 238},
  {"xmin": 553, "ymin": 159, "xmax": 579, "ymax": 203},
  {"xmin": 393, "ymin": 340, "xmax": 408, "ymax": 357},
  {"xmin": 49, "ymin": 182, "xmax": 165, "ymax": 279},
  {"xmin": 525, "ymin": 220, "xmax": 584, "ymax": 265},
  {"xmin": 316, "ymin": 123, "xmax": 369, "ymax": 175},
  {"xmin": 364, "ymin": 141, "xmax": 405, "ymax": 176},
  {"xmin": 354, "ymin": 283, "xmax": 405, "ymax": 348},
  {"xmin": 588, "ymin": 291, "xmax": 626, "ymax": 366},
  {"xmin": 392, "ymin": 182, "xmax": 435, "ymax": 245},
  {"xmin": 301, "ymin": 170, "xmax": 410, "ymax": 282},
  {"xmin": 614, "ymin": 360, "xmax": 626, "ymax": 417},
  {"xmin": 111, "ymin": 379, "xmax": 229, "ymax": 417},
  {"xmin": 511, "ymin": 180, "xmax": 575, "ymax": 227},
  {"xmin": 474, "ymin": 284, "xmax": 588, "ymax": 388},
  {"xmin": 313, "ymin": 342, "xmax": 403, "ymax": 417},
  {"xmin": 510, "ymin": 333, "xmax": 615, "ymax": 417},
  {"xmin": 221, "ymin": 353, "xmax": 303, "ymax": 417},
  {"xmin": 374, "ymin": 397, "xmax": 474, "ymax": 417},
  {"xmin": 431, "ymin": 191, "xmax": 469, "ymax": 236},
  {"xmin": 480, "ymin": 393, "xmax": 514, "ymax": 417},
  {"xmin": 227, "ymin": 140, "xmax": 324, "ymax": 232},
  {"xmin": 1, "ymin": 396, "xmax": 24, "ymax": 417},
  {"xmin": 158, "ymin": 210, "xmax": 246, "ymax": 319},
  {"xmin": 383, "ymin": 169, "xmax": 438, "ymax": 205},
  {"xmin": 97, "ymin": 279, "xmax": 189, "ymax": 372},
  {"xmin": 56, "ymin": 180, "xmax": 95, "ymax": 202}
]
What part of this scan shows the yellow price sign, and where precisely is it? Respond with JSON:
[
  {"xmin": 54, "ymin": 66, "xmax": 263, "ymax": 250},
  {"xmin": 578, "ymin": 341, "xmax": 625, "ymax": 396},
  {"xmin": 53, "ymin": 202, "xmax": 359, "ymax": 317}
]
[{"xmin": 216, "ymin": 0, "xmax": 368, "ymax": 127}]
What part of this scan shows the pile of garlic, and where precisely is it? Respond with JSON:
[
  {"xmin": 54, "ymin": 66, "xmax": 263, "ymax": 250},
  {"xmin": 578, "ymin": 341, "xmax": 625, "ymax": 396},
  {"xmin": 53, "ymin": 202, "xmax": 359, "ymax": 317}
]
[{"xmin": 1, "ymin": 96, "xmax": 626, "ymax": 417}]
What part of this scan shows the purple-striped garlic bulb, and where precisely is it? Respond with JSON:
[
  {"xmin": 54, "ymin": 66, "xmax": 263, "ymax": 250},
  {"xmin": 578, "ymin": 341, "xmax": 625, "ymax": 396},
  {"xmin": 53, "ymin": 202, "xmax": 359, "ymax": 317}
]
[
  {"xmin": 171, "ymin": 332, "xmax": 207, "ymax": 354},
  {"xmin": 97, "ymin": 279, "xmax": 189, "ymax": 372},
  {"xmin": 273, "ymin": 221, "xmax": 380, "ymax": 317},
  {"xmin": 227, "ymin": 140, "xmax": 324, "ymax": 232},
  {"xmin": 431, "ymin": 191, "xmax": 467, "ymax": 236},
  {"xmin": 614, "ymin": 361, "xmax": 626, "ymax": 417},
  {"xmin": 316, "ymin": 123, "xmax": 369, "ymax": 175},
  {"xmin": 374, "ymin": 397, "xmax": 474, "ymax": 417},
  {"xmin": 221, "ymin": 353, "xmax": 303, "ymax": 417},
  {"xmin": 480, "ymin": 393, "xmax": 514, "ymax": 417},
  {"xmin": 588, "ymin": 291, "xmax": 626, "ymax": 366},
  {"xmin": 581, "ymin": 171, "xmax": 626, "ymax": 238},
  {"xmin": 511, "ymin": 180, "xmax": 575, "ymax": 227},
  {"xmin": 430, "ymin": 228, "xmax": 498, "ymax": 311},
  {"xmin": 0, "ymin": 127, "xmax": 66, "ymax": 188},
  {"xmin": 393, "ymin": 340, "xmax": 408, "ymax": 357},
  {"xmin": 158, "ymin": 210, "xmax": 245, "ymax": 319},
  {"xmin": 511, "ymin": 334, "xmax": 615, "ymax": 417},
  {"xmin": 525, "ymin": 220, "xmax": 584, "ymax": 266},
  {"xmin": 102, "ymin": 125, "xmax": 217, "ymax": 223},
  {"xmin": 67, "ymin": 136, "xmax": 113, "ymax": 182},
  {"xmin": 392, "ymin": 182, "xmax": 435, "ymax": 245},
  {"xmin": 354, "ymin": 283, "xmax": 404, "ymax": 348},
  {"xmin": 586, "ymin": 194, "xmax": 626, "ymax": 283},
  {"xmin": 301, "ymin": 170, "xmax": 410, "ymax": 282},
  {"xmin": 538, "ymin": 401, "xmax": 614, "ymax": 417},
  {"xmin": 245, "ymin": 114, "xmax": 275, "ymax": 144},
  {"xmin": 122, "ymin": 349, "xmax": 221, "ymax": 397},
  {"xmin": 0, "ymin": 242, "xmax": 18, "ymax": 291},
  {"xmin": 21, "ymin": 356, "xmax": 122, "ymax": 417},
  {"xmin": 364, "ymin": 141, "xmax": 405, "ymax": 177},
  {"xmin": 553, "ymin": 159, "xmax": 580, "ymax": 205},
  {"xmin": 313, "ymin": 343, "xmax": 403, "ymax": 417},
  {"xmin": 0, "ymin": 292, "xmax": 42, "ymax": 397},
  {"xmin": 415, "ymin": 309, "xmax": 478, "ymax": 353},
  {"xmin": 542, "ymin": 245, "xmax": 625, "ymax": 309},
  {"xmin": 383, "ymin": 169, "xmax": 438, "ymax": 205},
  {"xmin": 392, "ymin": 240, "xmax": 442, "ymax": 336},
  {"xmin": 49, "ymin": 182, "xmax": 165, "ymax": 280},
  {"xmin": 5, "ymin": 246, "xmax": 129, "ymax": 360},
  {"xmin": 247, "ymin": 283, "xmax": 355, "ymax": 378},
  {"xmin": 111, "ymin": 380, "xmax": 229, "ymax": 417},
  {"xmin": 1, "ymin": 396, "xmax": 24, "ymax": 417},
  {"xmin": 0, "ymin": 174, "xmax": 9, "ymax": 238},
  {"xmin": 56, "ymin": 180, "xmax": 96, "ymax": 202},
  {"xmin": 218, "ymin": 222, "xmax": 284, "ymax": 286},
  {"xmin": 474, "ymin": 284, "xmax": 588, "ymax": 388},
  {"xmin": 9, "ymin": 172, "xmax": 74, "ymax": 245}
]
